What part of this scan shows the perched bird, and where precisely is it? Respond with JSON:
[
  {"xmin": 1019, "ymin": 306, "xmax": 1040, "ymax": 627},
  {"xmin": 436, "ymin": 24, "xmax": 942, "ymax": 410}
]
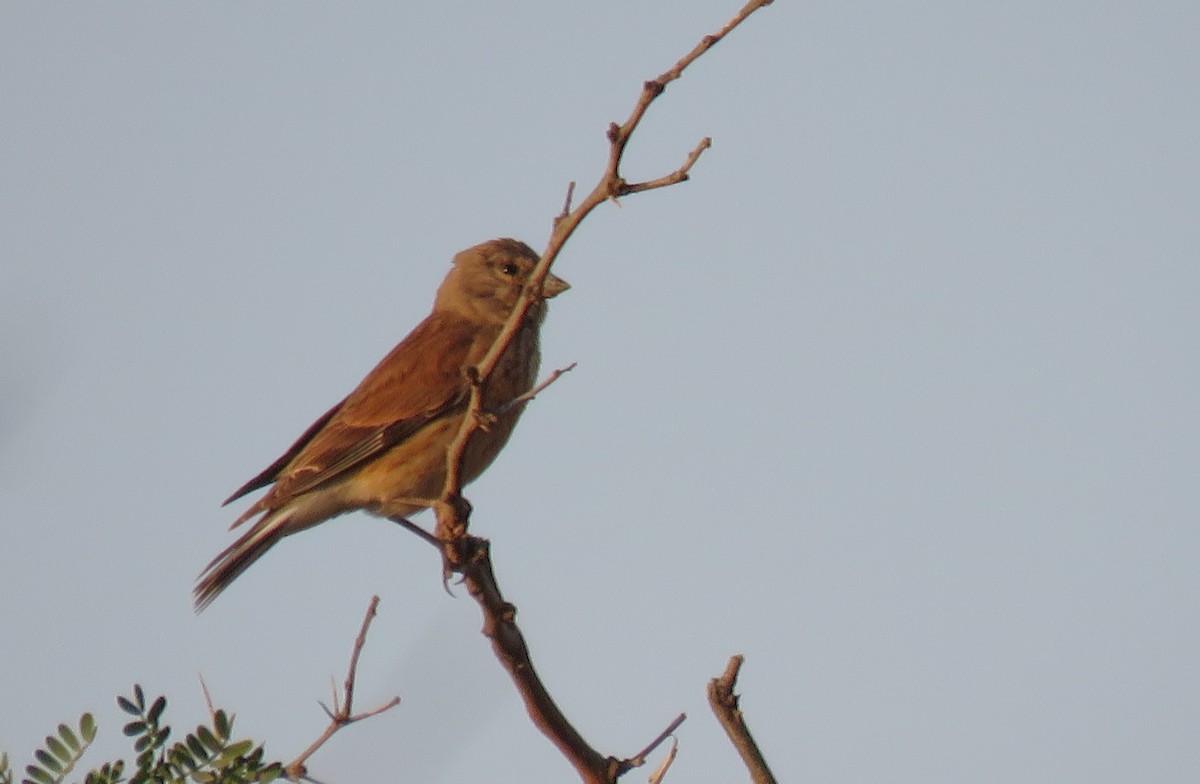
[{"xmin": 194, "ymin": 238, "xmax": 568, "ymax": 611}]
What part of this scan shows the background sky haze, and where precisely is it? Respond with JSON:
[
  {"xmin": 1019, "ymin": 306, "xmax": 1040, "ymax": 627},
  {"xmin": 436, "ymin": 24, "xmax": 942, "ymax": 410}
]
[{"xmin": 2, "ymin": 2, "xmax": 1199, "ymax": 782}]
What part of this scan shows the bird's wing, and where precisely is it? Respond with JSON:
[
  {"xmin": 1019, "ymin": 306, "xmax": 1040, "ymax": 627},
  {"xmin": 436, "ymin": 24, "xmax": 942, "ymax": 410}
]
[
  {"xmin": 222, "ymin": 396, "xmax": 347, "ymax": 506},
  {"xmin": 227, "ymin": 311, "xmax": 484, "ymax": 510}
]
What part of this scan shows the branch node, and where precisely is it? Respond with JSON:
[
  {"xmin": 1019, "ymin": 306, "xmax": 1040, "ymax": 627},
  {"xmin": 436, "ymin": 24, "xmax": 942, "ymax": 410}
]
[{"xmin": 285, "ymin": 597, "xmax": 401, "ymax": 779}]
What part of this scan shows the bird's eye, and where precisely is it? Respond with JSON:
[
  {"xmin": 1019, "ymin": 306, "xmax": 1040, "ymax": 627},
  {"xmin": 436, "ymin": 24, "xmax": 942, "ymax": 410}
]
[{"xmin": 501, "ymin": 262, "xmax": 520, "ymax": 277}]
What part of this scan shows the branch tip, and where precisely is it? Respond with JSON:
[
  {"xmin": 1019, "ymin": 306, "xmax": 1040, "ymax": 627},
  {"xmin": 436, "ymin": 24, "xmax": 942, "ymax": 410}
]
[
  {"xmin": 616, "ymin": 712, "xmax": 688, "ymax": 774},
  {"xmin": 556, "ymin": 182, "xmax": 577, "ymax": 224},
  {"xmin": 707, "ymin": 655, "xmax": 777, "ymax": 784}
]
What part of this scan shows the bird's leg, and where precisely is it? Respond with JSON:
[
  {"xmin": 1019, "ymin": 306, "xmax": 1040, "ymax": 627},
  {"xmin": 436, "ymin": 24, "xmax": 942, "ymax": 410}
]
[
  {"xmin": 387, "ymin": 515, "xmax": 440, "ymax": 549},
  {"xmin": 389, "ymin": 515, "xmax": 460, "ymax": 595},
  {"xmin": 434, "ymin": 494, "xmax": 473, "ymax": 540},
  {"xmin": 431, "ymin": 494, "xmax": 475, "ymax": 589}
]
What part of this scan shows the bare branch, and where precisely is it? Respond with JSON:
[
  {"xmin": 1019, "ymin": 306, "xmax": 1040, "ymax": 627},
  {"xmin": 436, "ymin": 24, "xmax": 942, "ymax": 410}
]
[
  {"xmin": 429, "ymin": 2, "xmax": 775, "ymax": 782},
  {"xmin": 439, "ymin": 0, "xmax": 772, "ymax": 546},
  {"xmin": 286, "ymin": 597, "xmax": 401, "ymax": 780},
  {"xmin": 434, "ymin": 534, "xmax": 619, "ymax": 784},
  {"xmin": 707, "ymin": 656, "xmax": 777, "ymax": 784}
]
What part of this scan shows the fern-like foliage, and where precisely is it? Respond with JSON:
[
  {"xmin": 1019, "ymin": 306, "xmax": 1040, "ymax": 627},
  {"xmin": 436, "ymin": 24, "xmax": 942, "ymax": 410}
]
[
  {"xmin": 1, "ymin": 686, "xmax": 282, "ymax": 784},
  {"xmin": 20, "ymin": 714, "xmax": 96, "ymax": 784}
]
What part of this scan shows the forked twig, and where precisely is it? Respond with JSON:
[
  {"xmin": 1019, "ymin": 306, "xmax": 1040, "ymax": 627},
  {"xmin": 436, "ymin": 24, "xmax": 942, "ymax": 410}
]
[
  {"xmin": 439, "ymin": 0, "xmax": 775, "ymax": 462},
  {"xmin": 285, "ymin": 597, "xmax": 401, "ymax": 780}
]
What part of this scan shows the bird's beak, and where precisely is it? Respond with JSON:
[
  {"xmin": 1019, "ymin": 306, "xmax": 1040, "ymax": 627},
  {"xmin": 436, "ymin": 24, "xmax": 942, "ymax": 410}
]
[{"xmin": 541, "ymin": 272, "xmax": 570, "ymax": 299}]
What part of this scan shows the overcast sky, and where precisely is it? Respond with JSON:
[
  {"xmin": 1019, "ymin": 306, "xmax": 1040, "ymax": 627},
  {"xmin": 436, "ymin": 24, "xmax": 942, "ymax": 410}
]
[{"xmin": 3, "ymin": 2, "xmax": 1198, "ymax": 782}]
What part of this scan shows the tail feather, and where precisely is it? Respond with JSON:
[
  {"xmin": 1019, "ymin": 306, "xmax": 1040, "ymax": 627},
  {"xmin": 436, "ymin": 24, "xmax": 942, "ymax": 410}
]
[{"xmin": 194, "ymin": 511, "xmax": 292, "ymax": 612}]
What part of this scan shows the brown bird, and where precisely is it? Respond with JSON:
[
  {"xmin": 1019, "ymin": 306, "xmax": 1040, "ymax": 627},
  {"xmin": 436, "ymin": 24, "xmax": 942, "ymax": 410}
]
[{"xmin": 194, "ymin": 238, "xmax": 568, "ymax": 611}]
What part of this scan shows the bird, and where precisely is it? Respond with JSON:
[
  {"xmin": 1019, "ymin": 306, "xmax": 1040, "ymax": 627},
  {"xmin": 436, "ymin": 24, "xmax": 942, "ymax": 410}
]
[{"xmin": 194, "ymin": 238, "xmax": 569, "ymax": 611}]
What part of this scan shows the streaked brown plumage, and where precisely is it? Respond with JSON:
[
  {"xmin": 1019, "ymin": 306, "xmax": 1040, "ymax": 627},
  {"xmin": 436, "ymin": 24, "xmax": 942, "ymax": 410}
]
[{"xmin": 194, "ymin": 238, "xmax": 568, "ymax": 611}]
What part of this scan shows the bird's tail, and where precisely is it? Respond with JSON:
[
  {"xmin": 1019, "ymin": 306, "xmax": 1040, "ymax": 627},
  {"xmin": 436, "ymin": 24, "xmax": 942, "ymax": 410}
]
[{"xmin": 193, "ymin": 510, "xmax": 292, "ymax": 612}]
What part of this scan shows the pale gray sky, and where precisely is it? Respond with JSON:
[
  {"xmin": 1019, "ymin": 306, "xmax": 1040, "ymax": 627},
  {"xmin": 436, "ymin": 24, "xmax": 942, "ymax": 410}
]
[{"xmin": 3, "ymin": 2, "xmax": 1199, "ymax": 782}]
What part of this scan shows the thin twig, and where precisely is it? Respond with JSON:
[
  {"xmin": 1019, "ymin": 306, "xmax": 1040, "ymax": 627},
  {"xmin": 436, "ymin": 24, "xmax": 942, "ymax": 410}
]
[
  {"xmin": 198, "ymin": 674, "xmax": 217, "ymax": 722},
  {"xmin": 555, "ymin": 181, "xmax": 577, "ymax": 227},
  {"xmin": 615, "ymin": 712, "xmax": 687, "ymax": 774},
  {"xmin": 648, "ymin": 736, "xmax": 680, "ymax": 784},
  {"xmin": 285, "ymin": 597, "xmax": 401, "ymax": 780},
  {"xmin": 707, "ymin": 656, "xmax": 777, "ymax": 784},
  {"xmin": 619, "ymin": 137, "xmax": 713, "ymax": 197},
  {"xmin": 498, "ymin": 362, "xmax": 577, "ymax": 413}
]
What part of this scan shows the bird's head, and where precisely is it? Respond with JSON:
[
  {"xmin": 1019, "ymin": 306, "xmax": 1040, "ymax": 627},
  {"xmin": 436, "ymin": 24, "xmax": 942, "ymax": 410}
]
[{"xmin": 436, "ymin": 238, "xmax": 570, "ymax": 325}]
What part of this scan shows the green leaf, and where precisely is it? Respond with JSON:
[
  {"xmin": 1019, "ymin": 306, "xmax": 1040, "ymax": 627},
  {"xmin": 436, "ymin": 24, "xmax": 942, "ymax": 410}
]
[
  {"xmin": 169, "ymin": 746, "xmax": 196, "ymax": 771},
  {"xmin": 132, "ymin": 735, "xmax": 153, "ymax": 754},
  {"xmin": 24, "ymin": 764, "xmax": 54, "ymax": 784},
  {"xmin": 195, "ymin": 727, "xmax": 219, "ymax": 754},
  {"xmin": 42, "ymin": 739, "xmax": 67, "ymax": 765},
  {"xmin": 122, "ymin": 720, "xmax": 146, "ymax": 737},
  {"xmin": 32, "ymin": 753, "xmax": 60, "ymax": 775},
  {"xmin": 56, "ymin": 725, "xmax": 79, "ymax": 753},
  {"xmin": 186, "ymin": 735, "xmax": 206, "ymax": 761},
  {"xmin": 224, "ymin": 740, "xmax": 253, "ymax": 760},
  {"xmin": 146, "ymin": 697, "xmax": 167, "ymax": 725},
  {"xmin": 84, "ymin": 759, "xmax": 123, "ymax": 784},
  {"xmin": 213, "ymin": 711, "xmax": 231, "ymax": 740},
  {"xmin": 116, "ymin": 696, "xmax": 139, "ymax": 716},
  {"xmin": 79, "ymin": 714, "xmax": 96, "ymax": 743},
  {"xmin": 132, "ymin": 685, "xmax": 145, "ymax": 712}
]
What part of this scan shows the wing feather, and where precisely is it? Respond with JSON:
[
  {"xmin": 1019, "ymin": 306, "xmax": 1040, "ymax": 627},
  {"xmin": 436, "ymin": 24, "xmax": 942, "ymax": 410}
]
[
  {"xmin": 222, "ymin": 396, "xmax": 347, "ymax": 506},
  {"xmin": 226, "ymin": 311, "xmax": 484, "ymax": 510}
]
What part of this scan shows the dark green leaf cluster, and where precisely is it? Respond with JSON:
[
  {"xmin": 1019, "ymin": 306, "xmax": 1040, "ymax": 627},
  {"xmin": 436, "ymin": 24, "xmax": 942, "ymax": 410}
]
[{"xmin": 1, "ymin": 687, "xmax": 283, "ymax": 784}]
